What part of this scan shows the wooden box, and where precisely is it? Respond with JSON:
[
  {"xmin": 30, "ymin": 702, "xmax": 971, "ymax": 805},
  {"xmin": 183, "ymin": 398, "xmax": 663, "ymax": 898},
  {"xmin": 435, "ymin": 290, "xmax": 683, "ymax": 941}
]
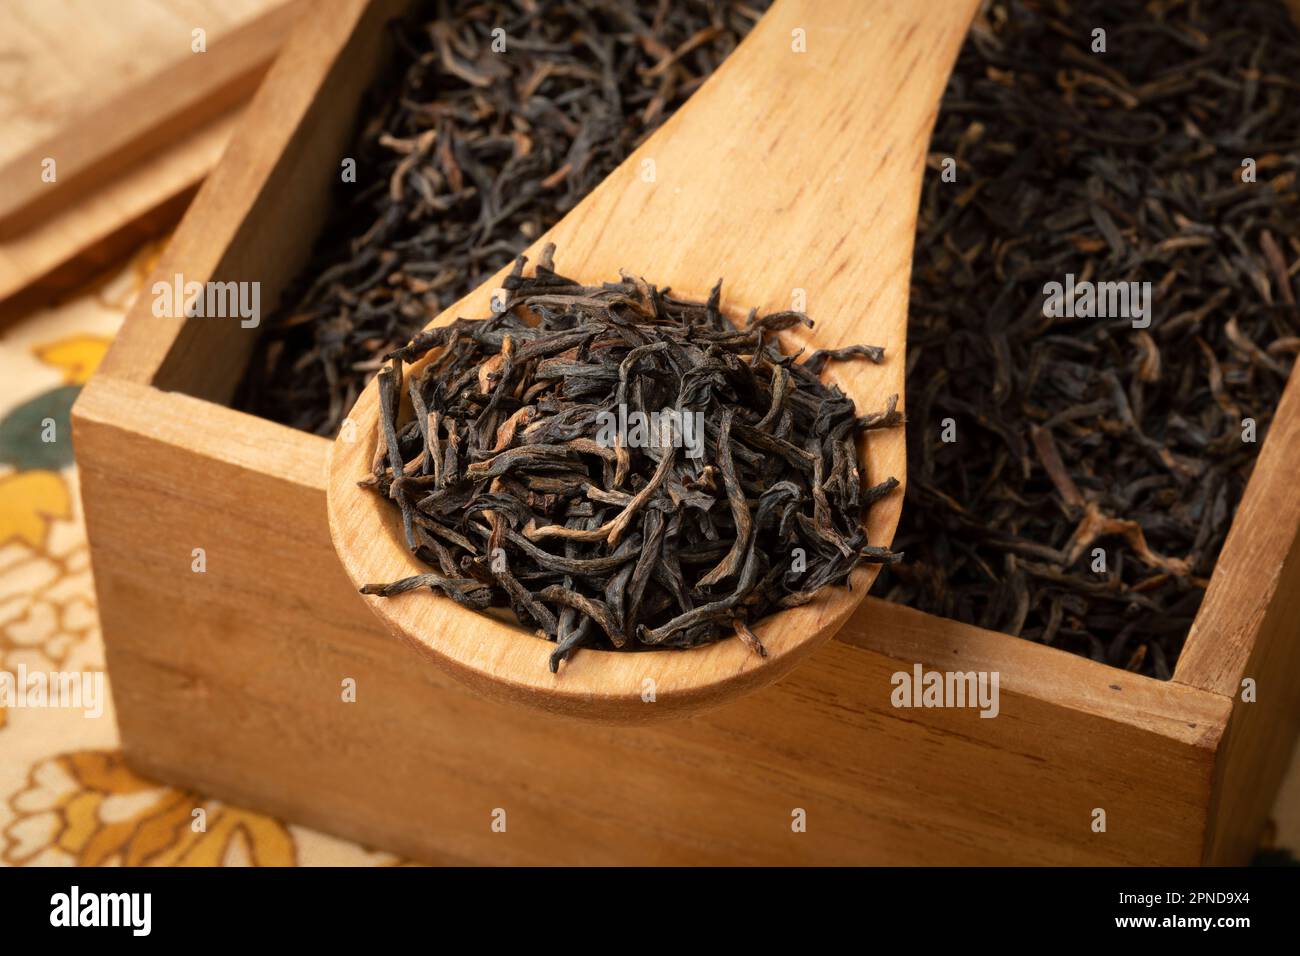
[{"xmin": 71, "ymin": 0, "xmax": 1300, "ymax": 865}]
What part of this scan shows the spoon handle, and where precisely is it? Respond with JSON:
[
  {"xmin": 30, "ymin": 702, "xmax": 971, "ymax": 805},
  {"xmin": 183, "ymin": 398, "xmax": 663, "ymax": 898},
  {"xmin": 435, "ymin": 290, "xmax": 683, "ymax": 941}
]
[{"xmin": 540, "ymin": 0, "xmax": 980, "ymax": 358}]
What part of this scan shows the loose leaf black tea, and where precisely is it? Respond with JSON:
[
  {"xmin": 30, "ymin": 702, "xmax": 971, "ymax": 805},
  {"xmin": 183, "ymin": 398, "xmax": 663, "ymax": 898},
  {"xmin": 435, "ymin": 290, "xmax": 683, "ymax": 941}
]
[
  {"xmin": 237, "ymin": 0, "xmax": 771, "ymax": 435},
  {"xmin": 875, "ymin": 0, "xmax": 1300, "ymax": 678},
  {"xmin": 238, "ymin": 0, "xmax": 1300, "ymax": 679},
  {"xmin": 359, "ymin": 247, "xmax": 901, "ymax": 670}
]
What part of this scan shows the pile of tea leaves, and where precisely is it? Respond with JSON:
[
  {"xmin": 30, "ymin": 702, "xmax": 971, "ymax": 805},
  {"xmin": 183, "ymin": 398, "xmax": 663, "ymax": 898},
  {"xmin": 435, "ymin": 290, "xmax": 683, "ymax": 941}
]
[
  {"xmin": 874, "ymin": 0, "xmax": 1300, "ymax": 678},
  {"xmin": 236, "ymin": 0, "xmax": 771, "ymax": 435},
  {"xmin": 360, "ymin": 249, "xmax": 901, "ymax": 670}
]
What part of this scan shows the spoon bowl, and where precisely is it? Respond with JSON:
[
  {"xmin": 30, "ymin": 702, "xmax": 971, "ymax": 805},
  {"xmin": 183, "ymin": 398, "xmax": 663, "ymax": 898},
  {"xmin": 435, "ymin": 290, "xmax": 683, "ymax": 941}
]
[{"xmin": 327, "ymin": 0, "xmax": 979, "ymax": 721}]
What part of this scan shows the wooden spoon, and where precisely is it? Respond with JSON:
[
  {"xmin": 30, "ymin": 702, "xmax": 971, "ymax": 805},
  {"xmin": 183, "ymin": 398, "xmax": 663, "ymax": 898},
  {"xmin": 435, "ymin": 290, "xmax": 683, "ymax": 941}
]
[{"xmin": 328, "ymin": 0, "xmax": 979, "ymax": 722}]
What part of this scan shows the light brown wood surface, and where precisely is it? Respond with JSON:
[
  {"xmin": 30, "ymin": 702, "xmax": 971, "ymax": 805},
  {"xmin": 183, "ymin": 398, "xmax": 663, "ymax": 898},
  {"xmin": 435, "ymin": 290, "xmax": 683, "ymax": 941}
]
[
  {"xmin": 1177, "ymin": 337, "xmax": 1300, "ymax": 863},
  {"xmin": 0, "ymin": 0, "xmax": 271, "ymax": 164},
  {"xmin": 0, "ymin": 0, "xmax": 296, "ymax": 313},
  {"xmin": 0, "ymin": 1, "xmax": 301, "ymax": 236},
  {"xmin": 69, "ymin": 0, "xmax": 1300, "ymax": 865},
  {"xmin": 328, "ymin": 0, "xmax": 982, "ymax": 722}
]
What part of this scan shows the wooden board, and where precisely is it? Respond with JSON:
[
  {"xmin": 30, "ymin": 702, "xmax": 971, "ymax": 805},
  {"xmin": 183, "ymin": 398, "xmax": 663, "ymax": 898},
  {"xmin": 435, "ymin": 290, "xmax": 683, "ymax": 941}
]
[
  {"xmin": 1177, "ymin": 345, "xmax": 1300, "ymax": 863},
  {"xmin": 0, "ymin": 0, "xmax": 298, "ymax": 314},
  {"xmin": 0, "ymin": 0, "xmax": 274, "ymax": 164}
]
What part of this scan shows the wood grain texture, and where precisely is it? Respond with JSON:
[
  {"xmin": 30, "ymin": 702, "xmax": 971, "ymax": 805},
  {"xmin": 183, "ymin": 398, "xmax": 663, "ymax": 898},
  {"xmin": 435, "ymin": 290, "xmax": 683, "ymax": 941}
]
[
  {"xmin": 73, "ymin": 375, "xmax": 1228, "ymax": 865},
  {"xmin": 0, "ymin": 0, "xmax": 295, "ymax": 311},
  {"xmin": 1177, "ymin": 362, "xmax": 1300, "ymax": 695},
  {"xmin": 0, "ymin": 0, "xmax": 272, "ymax": 165},
  {"xmin": 0, "ymin": 138, "xmax": 219, "ymax": 318},
  {"xmin": 328, "ymin": 0, "xmax": 982, "ymax": 722},
  {"xmin": 1177, "ymin": 349, "xmax": 1300, "ymax": 863},
  {"xmin": 0, "ymin": 1, "xmax": 302, "ymax": 236}
]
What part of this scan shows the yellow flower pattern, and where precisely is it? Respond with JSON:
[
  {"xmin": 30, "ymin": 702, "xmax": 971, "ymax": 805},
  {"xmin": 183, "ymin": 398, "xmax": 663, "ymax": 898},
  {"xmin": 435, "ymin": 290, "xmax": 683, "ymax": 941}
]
[
  {"xmin": 33, "ymin": 335, "xmax": 113, "ymax": 387},
  {"xmin": 4, "ymin": 752, "xmax": 296, "ymax": 867},
  {"xmin": 0, "ymin": 471, "xmax": 71, "ymax": 549}
]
